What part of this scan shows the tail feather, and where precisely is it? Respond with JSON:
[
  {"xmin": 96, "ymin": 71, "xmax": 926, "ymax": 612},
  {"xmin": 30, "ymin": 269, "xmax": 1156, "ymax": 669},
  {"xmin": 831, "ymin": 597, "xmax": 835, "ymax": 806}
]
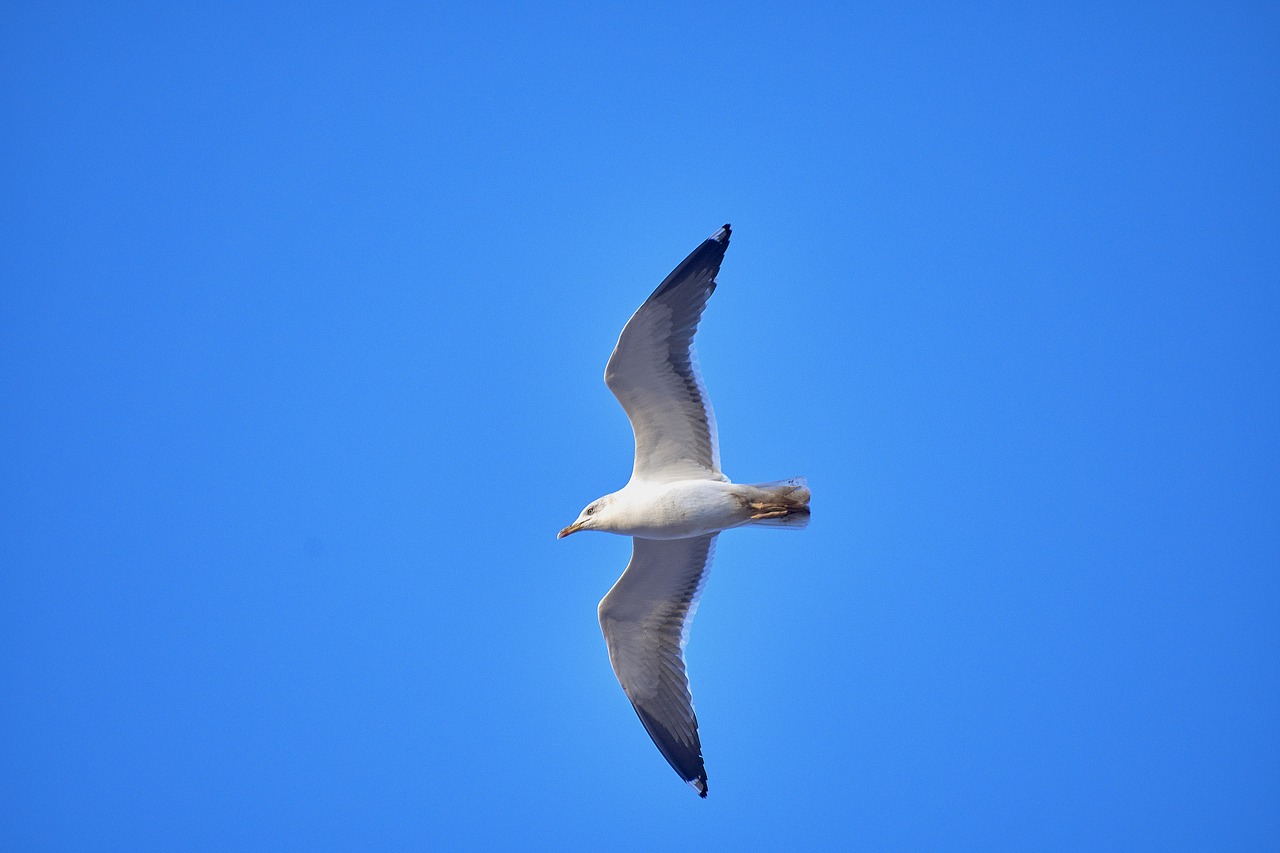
[{"xmin": 740, "ymin": 477, "xmax": 810, "ymax": 530}]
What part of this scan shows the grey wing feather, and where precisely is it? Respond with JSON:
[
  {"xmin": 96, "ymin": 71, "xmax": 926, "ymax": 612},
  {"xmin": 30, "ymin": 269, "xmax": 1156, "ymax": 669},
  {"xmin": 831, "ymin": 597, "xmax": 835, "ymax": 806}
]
[
  {"xmin": 598, "ymin": 534, "xmax": 718, "ymax": 798},
  {"xmin": 605, "ymin": 225, "xmax": 731, "ymax": 483}
]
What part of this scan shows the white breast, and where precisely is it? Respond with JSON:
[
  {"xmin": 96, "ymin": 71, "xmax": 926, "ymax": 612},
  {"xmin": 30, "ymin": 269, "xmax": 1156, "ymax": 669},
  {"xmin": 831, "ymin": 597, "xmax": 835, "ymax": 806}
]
[{"xmin": 612, "ymin": 480, "xmax": 746, "ymax": 540}]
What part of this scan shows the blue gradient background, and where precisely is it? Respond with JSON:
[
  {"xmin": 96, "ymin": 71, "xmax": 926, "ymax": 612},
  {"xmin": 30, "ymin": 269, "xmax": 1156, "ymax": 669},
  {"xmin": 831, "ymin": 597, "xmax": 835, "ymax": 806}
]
[{"xmin": 3, "ymin": 3, "xmax": 1278, "ymax": 849}]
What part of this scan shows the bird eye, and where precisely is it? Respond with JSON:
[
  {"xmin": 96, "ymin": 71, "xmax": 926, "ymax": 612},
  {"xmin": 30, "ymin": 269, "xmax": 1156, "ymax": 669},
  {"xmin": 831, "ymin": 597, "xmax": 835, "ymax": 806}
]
[{"xmin": 585, "ymin": 507, "xmax": 594, "ymax": 515}]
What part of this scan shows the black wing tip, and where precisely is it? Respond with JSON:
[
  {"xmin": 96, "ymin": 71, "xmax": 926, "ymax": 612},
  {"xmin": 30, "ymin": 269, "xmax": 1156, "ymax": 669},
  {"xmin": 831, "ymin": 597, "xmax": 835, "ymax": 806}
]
[
  {"xmin": 647, "ymin": 225, "xmax": 732, "ymax": 300},
  {"xmin": 631, "ymin": 703, "xmax": 708, "ymax": 798}
]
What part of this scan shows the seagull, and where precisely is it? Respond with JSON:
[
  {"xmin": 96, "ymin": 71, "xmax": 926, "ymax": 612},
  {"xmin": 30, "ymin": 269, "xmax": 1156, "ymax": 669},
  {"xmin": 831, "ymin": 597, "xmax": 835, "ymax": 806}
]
[{"xmin": 558, "ymin": 224, "xmax": 810, "ymax": 798}]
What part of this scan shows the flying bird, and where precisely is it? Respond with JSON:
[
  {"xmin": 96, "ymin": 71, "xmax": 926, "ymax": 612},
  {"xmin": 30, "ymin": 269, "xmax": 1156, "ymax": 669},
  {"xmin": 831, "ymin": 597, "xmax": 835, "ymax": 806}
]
[{"xmin": 558, "ymin": 224, "xmax": 810, "ymax": 797}]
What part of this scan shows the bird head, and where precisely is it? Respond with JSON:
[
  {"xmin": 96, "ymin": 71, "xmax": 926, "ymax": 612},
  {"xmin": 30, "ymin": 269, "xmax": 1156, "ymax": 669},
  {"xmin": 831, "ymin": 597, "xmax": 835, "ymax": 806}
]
[{"xmin": 558, "ymin": 495, "xmax": 615, "ymax": 539}]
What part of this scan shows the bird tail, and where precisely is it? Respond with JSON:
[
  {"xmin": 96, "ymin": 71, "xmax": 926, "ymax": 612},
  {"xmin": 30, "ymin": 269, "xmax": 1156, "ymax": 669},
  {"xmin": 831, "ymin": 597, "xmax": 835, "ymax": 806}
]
[{"xmin": 738, "ymin": 477, "xmax": 811, "ymax": 529}]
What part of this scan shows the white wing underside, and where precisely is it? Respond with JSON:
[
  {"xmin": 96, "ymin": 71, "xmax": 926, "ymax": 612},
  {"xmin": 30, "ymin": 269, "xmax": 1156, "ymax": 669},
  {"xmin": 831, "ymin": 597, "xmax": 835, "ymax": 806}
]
[
  {"xmin": 604, "ymin": 225, "xmax": 731, "ymax": 484},
  {"xmin": 598, "ymin": 534, "xmax": 717, "ymax": 797}
]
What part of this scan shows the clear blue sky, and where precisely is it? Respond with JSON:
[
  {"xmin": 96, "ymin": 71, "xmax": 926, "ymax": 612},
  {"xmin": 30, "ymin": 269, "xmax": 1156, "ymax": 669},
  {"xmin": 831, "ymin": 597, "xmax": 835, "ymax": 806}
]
[{"xmin": 3, "ymin": 3, "xmax": 1278, "ymax": 850}]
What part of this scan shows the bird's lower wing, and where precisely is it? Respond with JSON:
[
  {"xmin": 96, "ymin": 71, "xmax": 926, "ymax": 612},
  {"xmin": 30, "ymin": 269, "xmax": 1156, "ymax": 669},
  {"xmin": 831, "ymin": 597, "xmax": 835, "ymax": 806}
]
[{"xmin": 597, "ymin": 534, "xmax": 718, "ymax": 797}]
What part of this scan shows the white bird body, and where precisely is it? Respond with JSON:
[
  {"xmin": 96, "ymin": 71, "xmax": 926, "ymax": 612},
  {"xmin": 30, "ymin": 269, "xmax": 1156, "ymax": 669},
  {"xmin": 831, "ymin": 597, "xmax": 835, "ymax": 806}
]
[
  {"xmin": 602, "ymin": 480, "xmax": 742, "ymax": 539},
  {"xmin": 558, "ymin": 224, "xmax": 810, "ymax": 798},
  {"xmin": 569, "ymin": 478, "xmax": 810, "ymax": 540}
]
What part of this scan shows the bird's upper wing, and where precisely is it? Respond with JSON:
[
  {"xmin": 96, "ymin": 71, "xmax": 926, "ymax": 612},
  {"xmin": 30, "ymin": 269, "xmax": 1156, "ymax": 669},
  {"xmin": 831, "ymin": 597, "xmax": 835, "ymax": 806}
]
[
  {"xmin": 597, "ymin": 534, "xmax": 718, "ymax": 798},
  {"xmin": 605, "ymin": 225, "xmax": 730, "ymax": 484}
]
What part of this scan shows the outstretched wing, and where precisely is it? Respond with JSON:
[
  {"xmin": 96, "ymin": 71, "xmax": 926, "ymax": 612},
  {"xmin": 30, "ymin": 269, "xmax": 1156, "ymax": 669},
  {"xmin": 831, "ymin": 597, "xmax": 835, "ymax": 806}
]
[
  {"xmin": 604, "ymin": 225, "xmax": 730, "ymax": 484},
  {"xmin": 597, "ymin": 534, "xmax": 718, "ymax": 798}
]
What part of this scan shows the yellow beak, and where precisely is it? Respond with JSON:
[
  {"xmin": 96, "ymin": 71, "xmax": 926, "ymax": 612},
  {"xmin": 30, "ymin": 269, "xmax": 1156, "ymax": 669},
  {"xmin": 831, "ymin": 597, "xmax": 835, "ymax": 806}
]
[{"xmin": 557, "ymin": 523, "xmax": 582, "ymax": 539}]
